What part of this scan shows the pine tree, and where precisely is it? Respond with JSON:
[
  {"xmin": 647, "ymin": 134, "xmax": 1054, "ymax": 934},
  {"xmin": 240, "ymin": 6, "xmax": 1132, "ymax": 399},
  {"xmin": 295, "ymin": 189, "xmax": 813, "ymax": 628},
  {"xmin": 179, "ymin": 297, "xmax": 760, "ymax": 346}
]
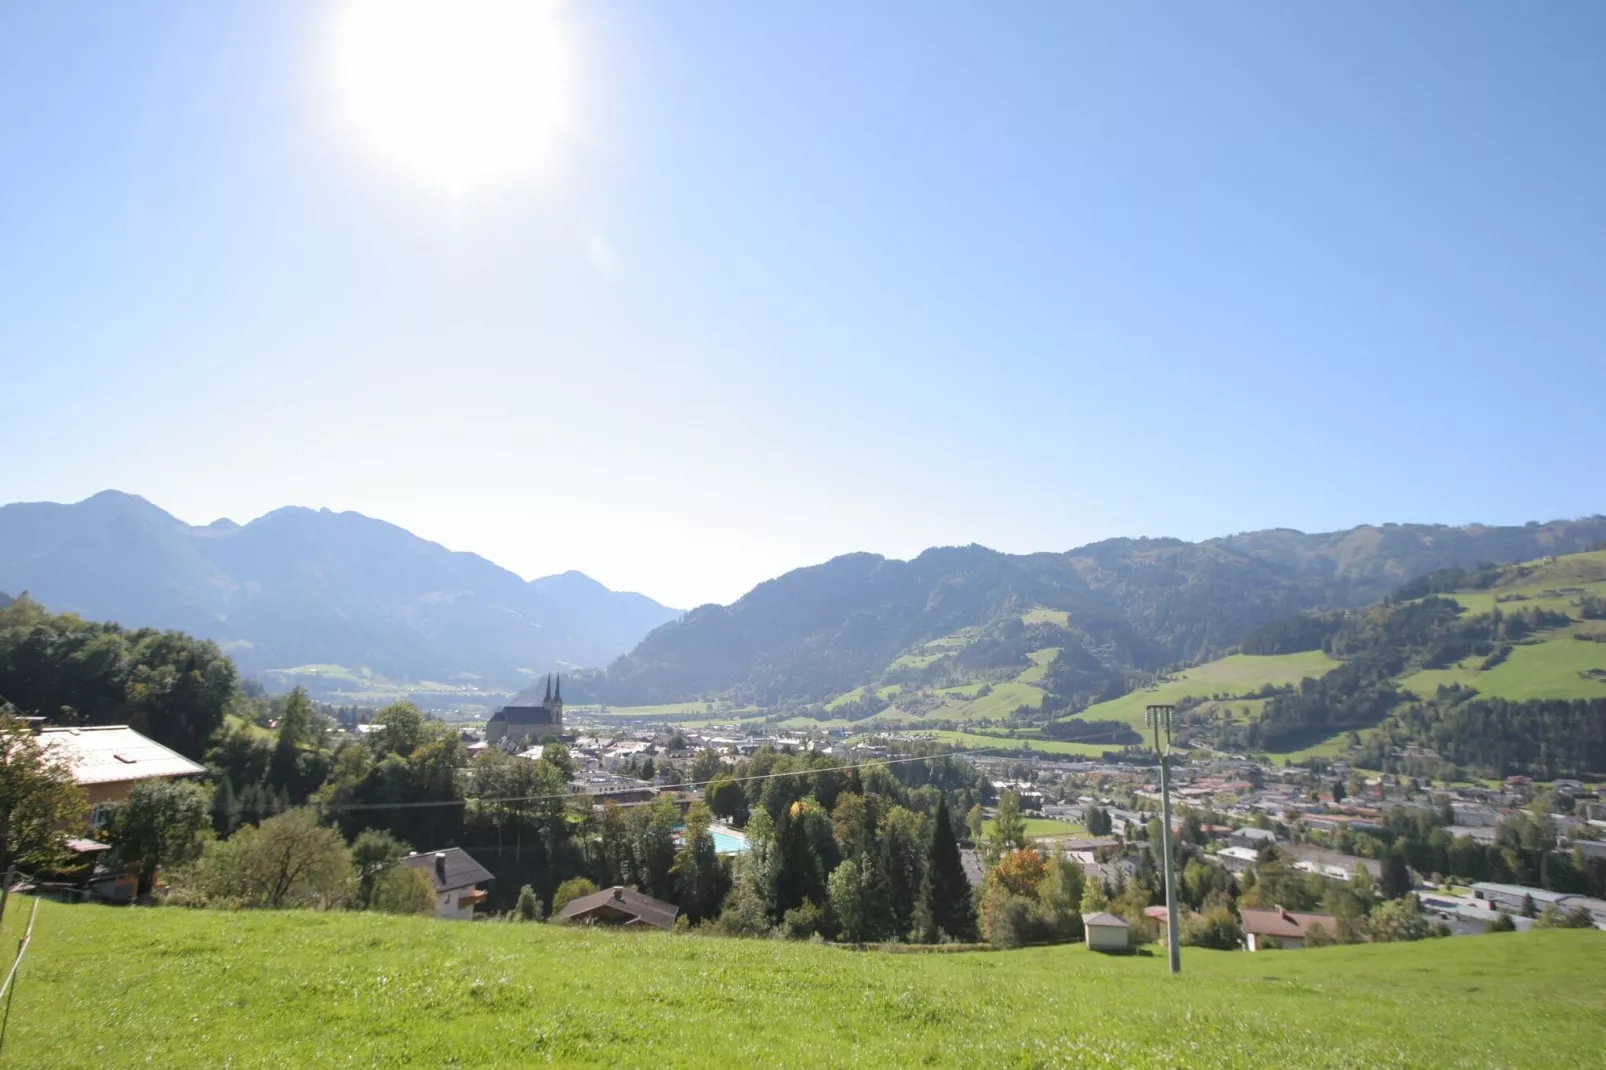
[
  {"xmin": 1381, "ymin": 848, "xmax": 1413, "ymax": 900},
  {"xmin": 269, "ymin": 687, "xmax": 314, "ymax": 799},
  {"xmin": 210, "ymin": 776, "xmax": 240, "ymax": 837},
  {"xmin": 914, "ymin": 797, "xmax": 975, "ymax": 942}
]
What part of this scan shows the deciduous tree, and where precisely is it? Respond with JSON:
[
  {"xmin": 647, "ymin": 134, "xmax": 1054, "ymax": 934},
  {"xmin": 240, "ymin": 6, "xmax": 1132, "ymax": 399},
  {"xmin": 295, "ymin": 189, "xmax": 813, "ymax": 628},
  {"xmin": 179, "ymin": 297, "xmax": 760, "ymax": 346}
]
[{"xmin": 106, "ymin": 778, "xmax": 212, "ymax": 897}]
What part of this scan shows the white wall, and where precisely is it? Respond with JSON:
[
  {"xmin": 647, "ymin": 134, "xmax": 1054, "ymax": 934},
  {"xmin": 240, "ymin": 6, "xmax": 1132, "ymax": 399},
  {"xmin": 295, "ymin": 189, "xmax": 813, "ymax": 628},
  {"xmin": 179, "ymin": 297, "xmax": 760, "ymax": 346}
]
[{"xmin": 1087, "ymin": 925, "xmax": 1128, "ymax": 952}]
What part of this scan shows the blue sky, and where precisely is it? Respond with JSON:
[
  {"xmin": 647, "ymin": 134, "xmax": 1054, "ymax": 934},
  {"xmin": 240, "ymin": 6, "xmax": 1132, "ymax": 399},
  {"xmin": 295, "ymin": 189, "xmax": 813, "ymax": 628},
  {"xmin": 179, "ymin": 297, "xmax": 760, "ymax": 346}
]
[{"xmin": 2, "ymin": 2, "xmax": 1603, "ymax": 609}]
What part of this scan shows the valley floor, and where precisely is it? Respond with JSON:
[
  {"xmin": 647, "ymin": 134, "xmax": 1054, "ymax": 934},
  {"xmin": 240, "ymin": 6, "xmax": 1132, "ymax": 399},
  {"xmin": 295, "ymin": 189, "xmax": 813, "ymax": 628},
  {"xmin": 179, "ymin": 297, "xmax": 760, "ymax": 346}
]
[{"xmin": 4, "ymin": 901, "xmax": 1604, "ymax": 1068}]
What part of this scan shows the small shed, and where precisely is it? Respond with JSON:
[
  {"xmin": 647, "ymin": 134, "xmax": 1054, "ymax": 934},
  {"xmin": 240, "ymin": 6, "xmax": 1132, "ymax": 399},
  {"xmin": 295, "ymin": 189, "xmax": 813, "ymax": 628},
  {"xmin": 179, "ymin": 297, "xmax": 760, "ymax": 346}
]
[{"xmin": 1083, "ymin": 911, "xmax": 1131, "ymax": 953}]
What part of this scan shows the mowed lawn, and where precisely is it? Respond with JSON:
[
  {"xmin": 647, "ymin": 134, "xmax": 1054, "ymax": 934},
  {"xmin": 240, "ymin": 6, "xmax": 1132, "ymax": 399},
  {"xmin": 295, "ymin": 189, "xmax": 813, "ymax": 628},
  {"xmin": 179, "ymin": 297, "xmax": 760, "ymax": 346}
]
[
  {"xmin": 988, "ymin": 816, "xmax": 1088, "ymax": 840},
  {"xmin": 6, "ymin": 902, "xmax": 1605, "ymax": 1068}
]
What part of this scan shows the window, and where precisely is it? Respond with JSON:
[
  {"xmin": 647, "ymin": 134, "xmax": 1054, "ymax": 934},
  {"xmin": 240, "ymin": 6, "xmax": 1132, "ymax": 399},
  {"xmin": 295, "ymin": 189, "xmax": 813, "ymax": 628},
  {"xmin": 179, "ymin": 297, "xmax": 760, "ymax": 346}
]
[{"xmin": 90, "ymin": 803, "xmax": 115, "ymax": 829}]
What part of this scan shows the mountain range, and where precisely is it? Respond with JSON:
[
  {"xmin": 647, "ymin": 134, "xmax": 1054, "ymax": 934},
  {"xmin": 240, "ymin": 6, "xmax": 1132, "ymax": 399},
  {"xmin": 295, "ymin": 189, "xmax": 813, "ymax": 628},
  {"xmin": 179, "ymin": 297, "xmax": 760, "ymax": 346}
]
[
  {"xmin": 593, "ymin": 518, "xmax": 1606, "ymax": 708},
  {"xmin": 5, "ymin": 491, "xmax": 1603, "ymax": 717},
  {"xmin": 0, "ymin": 491, "xmax": 679, "ymax": 690}
]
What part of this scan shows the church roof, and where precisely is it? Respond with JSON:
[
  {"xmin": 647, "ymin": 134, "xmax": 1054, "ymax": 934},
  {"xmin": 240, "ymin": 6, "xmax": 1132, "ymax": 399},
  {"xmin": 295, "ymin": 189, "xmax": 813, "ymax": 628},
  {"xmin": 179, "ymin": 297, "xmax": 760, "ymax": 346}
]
[{"xmin": 490, "ymin": 705, "xmax": 559, "ymax": 725}]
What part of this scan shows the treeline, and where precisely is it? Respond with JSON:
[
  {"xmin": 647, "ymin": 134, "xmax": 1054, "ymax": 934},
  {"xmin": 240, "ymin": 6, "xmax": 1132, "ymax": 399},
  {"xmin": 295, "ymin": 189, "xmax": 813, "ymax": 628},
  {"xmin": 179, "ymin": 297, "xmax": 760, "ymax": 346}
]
[
  {"xmin": 1239, "ymin": 613, "xmax": 1343, "ymax": 656},
  {"xmin": 0, "ymin": 595, "xmax": 235, "ymax": 759},
  {"xmin": 1364, "ymin": 697, "xmax": 1606, "ymax": 781},
  {"xmin": 1389, "ymin": 563, "xmax": 1504, "ymax": 602}
]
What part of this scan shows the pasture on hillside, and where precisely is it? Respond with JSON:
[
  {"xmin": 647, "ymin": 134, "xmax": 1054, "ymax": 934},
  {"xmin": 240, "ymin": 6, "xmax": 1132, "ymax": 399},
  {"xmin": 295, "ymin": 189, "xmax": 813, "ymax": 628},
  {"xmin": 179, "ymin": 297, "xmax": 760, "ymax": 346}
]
[
  {"xmin": 1066, "ymin": 651, "xmax": 1342, "ymax": 738},
  {"xmin": 4, "ymin": 901, "xmax": 1603, "ymax": 1068}
]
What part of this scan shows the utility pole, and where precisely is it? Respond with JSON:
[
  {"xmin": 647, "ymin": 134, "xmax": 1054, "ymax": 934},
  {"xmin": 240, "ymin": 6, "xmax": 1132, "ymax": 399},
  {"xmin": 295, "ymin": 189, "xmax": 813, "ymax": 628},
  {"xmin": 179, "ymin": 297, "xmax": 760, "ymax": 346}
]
[{"xmin": 1146, "ymin": 704, "xmax": 1181, "ymax": 974}]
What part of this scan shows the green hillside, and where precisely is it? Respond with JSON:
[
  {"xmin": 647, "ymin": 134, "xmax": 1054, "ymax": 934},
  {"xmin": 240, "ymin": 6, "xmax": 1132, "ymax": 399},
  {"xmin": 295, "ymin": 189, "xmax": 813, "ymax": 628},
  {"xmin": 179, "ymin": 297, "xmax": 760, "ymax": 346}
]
[
  {"xmin": 1064, "ymin": 650, "xmax": 1342, "ymax": 736},
  {"xmin": 1221, "ymin": 550, "xmax": 1606, "ymax": 772},
  {"xmin": 7, "ymin": 903, "xmax": 1604, "ymax": 1068},
  {"xmin": 1398, "ymin": 550, "xmax": 1606, "ymax": 702},
  {"xmin": 598, "ymin": 520, "xmax": 1606, "ymax": 709}
]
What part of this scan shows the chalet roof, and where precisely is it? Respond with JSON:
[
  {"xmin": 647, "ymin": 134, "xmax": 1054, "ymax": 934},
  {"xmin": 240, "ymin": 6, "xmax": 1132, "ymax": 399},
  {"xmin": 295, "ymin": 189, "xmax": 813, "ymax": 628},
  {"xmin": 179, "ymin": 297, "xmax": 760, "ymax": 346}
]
[
  {"xmin": 1082, "ymin": 912, "xmax": 1130, "ymax": 928},
  {"xmin": 559, "ymin": 885, "xmax": 679, "ymax": 930},
  {"xmin": 399, "ymin": 848, "xmax": 494, "ymax": 893},
  {"xmin": 38, "ymin": 726, "xmax": 205, "ymax": 786},
  {"xmin": 490, "ymin": 705, "xmax": 559, "ymax": 725},
  {"xmin": 1239, "ymin": 908, "xmax": 1336, "ymax": 939}
]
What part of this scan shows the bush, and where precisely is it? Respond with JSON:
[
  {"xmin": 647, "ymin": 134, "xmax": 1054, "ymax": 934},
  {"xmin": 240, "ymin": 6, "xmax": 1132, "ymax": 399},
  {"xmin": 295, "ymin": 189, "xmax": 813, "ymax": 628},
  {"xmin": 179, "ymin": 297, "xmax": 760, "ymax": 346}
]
[
  {"xmin": 371, "ymin": 865, "xmax": 435, "ymax": 915},
  {"xmin": 515, "ymin": 884, "xmax": 543, "ymax": 921},
  {"xmin": 1368, "ymin": 897, "xmax": 1429, "ymax": 942},
  {"xmin": 1182, "ymin": 906, "xmax": 1244, "ymax": 950},
  {"xmin": 551, "ymin": 877, "xmax": 596, "ymax": 915},
  {"xmin": 780, "ymin": 900, "xmax": 826, "ymax": 940}
]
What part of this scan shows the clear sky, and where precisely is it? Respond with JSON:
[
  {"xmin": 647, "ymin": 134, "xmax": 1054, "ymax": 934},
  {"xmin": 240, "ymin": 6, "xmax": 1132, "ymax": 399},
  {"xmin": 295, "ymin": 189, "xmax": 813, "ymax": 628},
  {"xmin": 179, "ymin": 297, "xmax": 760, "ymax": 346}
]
[{"xmin": 2, "ymin": 2, "xmax": 1603, "ymax": 609}]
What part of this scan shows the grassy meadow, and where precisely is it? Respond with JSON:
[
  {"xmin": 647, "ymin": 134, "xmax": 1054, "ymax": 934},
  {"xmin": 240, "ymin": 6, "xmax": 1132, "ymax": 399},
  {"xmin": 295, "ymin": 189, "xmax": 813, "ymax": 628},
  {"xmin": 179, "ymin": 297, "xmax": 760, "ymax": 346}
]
[
  {"xmin": 988, "ymin": 816, "xmax": 1088, "ymax": 840},
  {"xmin": 4, "ymin": 901, "xmax": 1604, "ymax": 1068},
  {"xmin": 1067, "ymin": 651, "xmax": 1342, "ymax": 737}
]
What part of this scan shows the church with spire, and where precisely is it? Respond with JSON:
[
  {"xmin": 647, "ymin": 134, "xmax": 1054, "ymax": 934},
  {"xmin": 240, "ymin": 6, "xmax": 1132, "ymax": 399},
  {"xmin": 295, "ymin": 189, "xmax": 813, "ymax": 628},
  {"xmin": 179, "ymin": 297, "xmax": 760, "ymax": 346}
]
[{"xmin": 485, "ymin": 672, "xmax": 566, "ymax": 749}]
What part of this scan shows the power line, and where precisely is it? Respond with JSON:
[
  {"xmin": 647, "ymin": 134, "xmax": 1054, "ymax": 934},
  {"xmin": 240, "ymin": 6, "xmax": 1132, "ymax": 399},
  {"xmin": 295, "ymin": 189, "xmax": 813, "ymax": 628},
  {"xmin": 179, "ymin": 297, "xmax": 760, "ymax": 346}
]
[{"xmin": 317, "ymin": 743, "xmax": 1010, "ymax": 815}]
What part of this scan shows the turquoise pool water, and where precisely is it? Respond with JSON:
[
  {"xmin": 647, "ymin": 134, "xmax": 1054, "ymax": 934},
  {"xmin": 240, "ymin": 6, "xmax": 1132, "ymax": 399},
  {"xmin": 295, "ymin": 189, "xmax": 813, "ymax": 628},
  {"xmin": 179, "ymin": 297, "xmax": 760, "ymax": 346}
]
[{"xmin": 711, "ymin": 827, "xmax": 749, "ymax": 854}]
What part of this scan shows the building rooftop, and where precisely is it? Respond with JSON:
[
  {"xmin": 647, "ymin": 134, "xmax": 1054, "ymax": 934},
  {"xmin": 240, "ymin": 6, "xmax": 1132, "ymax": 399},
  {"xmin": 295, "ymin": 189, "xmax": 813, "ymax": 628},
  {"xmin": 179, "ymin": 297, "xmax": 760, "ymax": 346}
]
[
  {"xmin": 1082, "ymin": 912, "xmax": 1130, "ymax": 928},
  {"xmin": 400, "ymin": 848, "xmax": 494, "ymax": 893},
  {"xmin": 39, "ymin": 725, "xmax": 205, "ymax": 785},
  {"xmin": 1240, "ymin": 908, "xmax": 1336, "ymax": 940},
  {"xmin": 560, "ymin": 885, "xmax": 679, "ymax": 930}
]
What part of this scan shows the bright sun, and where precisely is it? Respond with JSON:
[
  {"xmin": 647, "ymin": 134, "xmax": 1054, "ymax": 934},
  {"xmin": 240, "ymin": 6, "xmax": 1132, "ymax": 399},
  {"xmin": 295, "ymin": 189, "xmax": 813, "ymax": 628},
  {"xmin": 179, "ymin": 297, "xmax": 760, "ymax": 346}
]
[{"xmin": 330, "ymin": 0, "xmax": 572, "ymax": 192}]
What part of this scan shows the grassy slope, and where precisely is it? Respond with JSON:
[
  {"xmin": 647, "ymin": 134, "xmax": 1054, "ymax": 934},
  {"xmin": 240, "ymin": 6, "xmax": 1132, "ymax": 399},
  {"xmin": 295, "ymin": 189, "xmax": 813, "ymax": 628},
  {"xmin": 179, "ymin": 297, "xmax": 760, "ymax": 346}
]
[
  {"xmin": 1066, "ymin": 651, "xmax": 1342, "ymax": 736},
  {"xmin": 1398, "ymin": 550, "xmax": 1606, "ymax": 703},
  {"xmin": 7, "ymin": 902, "xmax": 1605, "ymax": 1068},
  {"xmin": 1401, "ymin": 634, "xmax": 1606, "ymax": 701}
]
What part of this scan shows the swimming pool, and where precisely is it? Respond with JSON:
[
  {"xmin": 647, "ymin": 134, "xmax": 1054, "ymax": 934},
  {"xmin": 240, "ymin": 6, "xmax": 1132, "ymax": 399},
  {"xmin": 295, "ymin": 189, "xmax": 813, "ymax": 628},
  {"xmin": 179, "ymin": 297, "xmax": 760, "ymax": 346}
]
[{"xmin": 710, "ymin": 826, "xmax": 749, "ymax": 854}]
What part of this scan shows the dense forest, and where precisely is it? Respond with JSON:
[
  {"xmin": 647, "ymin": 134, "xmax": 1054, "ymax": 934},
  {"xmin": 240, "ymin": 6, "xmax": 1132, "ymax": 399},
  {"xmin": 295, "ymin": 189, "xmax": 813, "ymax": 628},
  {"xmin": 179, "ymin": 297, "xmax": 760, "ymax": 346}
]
[{"xmin": 0, "ymin": 594, "xmax": 235, "ymax": 758}]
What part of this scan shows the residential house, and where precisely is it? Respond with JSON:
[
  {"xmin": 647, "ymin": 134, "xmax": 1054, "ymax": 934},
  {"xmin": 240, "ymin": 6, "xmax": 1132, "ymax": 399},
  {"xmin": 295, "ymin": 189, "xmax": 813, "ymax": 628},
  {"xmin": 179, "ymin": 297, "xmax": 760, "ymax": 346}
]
[
  {"xmin": 1082, "ymin": 912, "xmax": 1131, "ymax": 953},
  {"xmin": 559, "ymin": 885, "xmax": 679, "ymax": 930},
  {"xmin": 1217, "ymin": 846, "xmax": 1261, "ymax": 873},
  {"xmin": 1142, "ymin": 904, "xmax": 1201, "ymax": 943},
  {"xmin": 40, "ymin": 725, "xmax": 206, "ymax": 828},
  {"xmin": 399, "ymin": 848, "xmax": 493, "ymax": 920},
  {"xmin": 1239, "ymin": 908, "xmax": 1338, "ymax": 951},
  {"xmin": 1229, "ymin": 827, "xmax": 1278, "ymax": 851}
]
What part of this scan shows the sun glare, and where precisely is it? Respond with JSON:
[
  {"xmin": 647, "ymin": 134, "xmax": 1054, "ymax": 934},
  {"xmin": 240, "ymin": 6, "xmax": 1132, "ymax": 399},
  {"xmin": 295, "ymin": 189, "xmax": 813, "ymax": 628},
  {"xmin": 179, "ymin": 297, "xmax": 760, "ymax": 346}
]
[{"xmin": 330, "ymin": 0, "xmax": 572, "ymax": 192}]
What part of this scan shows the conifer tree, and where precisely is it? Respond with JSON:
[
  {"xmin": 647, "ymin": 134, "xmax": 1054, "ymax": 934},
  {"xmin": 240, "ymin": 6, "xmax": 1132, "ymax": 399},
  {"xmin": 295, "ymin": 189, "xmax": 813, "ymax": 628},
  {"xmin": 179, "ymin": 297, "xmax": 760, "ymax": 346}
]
[{"xmin": 914, "ymin": 796, "xmax": 975, "ymax": 942}]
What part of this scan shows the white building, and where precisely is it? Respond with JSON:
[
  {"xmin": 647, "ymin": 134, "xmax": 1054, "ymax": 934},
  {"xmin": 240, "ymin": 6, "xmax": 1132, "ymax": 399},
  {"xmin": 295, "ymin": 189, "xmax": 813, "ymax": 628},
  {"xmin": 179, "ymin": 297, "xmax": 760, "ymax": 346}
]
[
  {"xmin": 1083, "ymin": 912, "xmax": 1131, "ymax": 953},
  {"xmin": 399, "ymin": 848, "xmax": 493, "ymax": 920}
]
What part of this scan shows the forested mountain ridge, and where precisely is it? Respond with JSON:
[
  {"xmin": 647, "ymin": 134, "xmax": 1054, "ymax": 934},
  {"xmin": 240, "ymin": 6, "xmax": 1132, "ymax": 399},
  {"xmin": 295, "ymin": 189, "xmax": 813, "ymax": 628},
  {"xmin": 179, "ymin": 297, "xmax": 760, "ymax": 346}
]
[
  {"xmin": 596, "ymin": 518, "xmax": 1606, "ymax": 708},
  {"xmin": 0, "ymin": 491, "xmax": 678, "ymax": 689}
]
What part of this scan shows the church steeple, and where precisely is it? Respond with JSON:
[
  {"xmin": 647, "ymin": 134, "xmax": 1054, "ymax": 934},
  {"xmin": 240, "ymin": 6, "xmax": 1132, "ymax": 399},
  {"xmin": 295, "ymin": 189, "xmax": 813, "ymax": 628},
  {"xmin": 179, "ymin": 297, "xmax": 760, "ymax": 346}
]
[
  {"xmin": 543, "ymin": 673, "xmax": 552, "ymax": 703},
  {"xmin": 554, "ymin": 674, "xmax": 562, "ymax": 703}
]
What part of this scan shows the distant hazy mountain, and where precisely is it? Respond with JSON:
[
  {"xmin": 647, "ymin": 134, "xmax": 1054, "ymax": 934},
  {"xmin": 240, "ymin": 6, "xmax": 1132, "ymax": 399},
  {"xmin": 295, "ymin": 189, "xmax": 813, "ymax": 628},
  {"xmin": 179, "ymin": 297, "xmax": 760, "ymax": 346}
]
[
  {"xmin": 0, "ymin": 491, "xmax": 679, "ymax": 687},
  {"xmin": 597, "ymin": 517, "xmax": 1606, "ymax": 707}
]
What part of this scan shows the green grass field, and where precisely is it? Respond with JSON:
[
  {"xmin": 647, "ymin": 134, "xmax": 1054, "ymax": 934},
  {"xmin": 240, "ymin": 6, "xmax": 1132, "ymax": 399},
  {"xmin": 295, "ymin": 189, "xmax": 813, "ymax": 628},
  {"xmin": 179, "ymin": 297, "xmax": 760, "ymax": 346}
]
[
  {"xmin": 988, "ymin": 816, "xmax": 1088, "ymax": 840},
  {"xmin": 1020, "ymin": 606, "xmax": 1071, "ymax": 627},
  {"xmin": 916, "ymin": 729, "xmax": 1111, "ymax": 757},
  {"xmin": 1441, "ymin": 550, "xmax": 1606, "ymax": 617},
  {"xmin": 1067, "ymin": 651, "xmax": 1342, "ymax": 736},
  {"xmin": 1401, "ymin": 628, "xmax": 1606, "ymax": 702},
  {"xmin": 5, "ymin": 902, "xmax": 1604, "ymax": 1067}
]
